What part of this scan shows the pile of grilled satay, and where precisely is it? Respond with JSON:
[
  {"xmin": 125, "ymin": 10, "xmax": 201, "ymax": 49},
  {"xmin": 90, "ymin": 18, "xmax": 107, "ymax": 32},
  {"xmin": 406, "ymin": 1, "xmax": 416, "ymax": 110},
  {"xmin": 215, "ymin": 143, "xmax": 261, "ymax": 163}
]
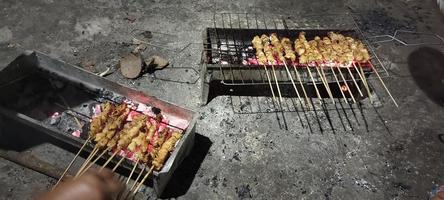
[
  {"xmin": 57, "ymin": 101, "xmax": 183, "ymax": 194},
  {"xmin": 89, "ymin": 102, "xmax": 181, "ymax": 171},
  {"xmin": 252, "ymin": 32, "xmax": 371, "ymax": 65}
]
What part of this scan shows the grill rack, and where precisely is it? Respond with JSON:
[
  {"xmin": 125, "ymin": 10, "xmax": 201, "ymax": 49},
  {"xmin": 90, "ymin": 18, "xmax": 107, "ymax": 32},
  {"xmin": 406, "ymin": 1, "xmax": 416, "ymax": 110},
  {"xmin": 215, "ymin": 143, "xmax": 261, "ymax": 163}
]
[
  {"xmin": 200, "ymin": 13, "xmax": 397, "ymax": 131},
  {"xmin": 0, "ymin": 51, "xmax": 197, "ymax": 196},
  {"xmin": 203, "ymin": 13, "xmax": 390, "ymax": 82},
  {"xmin": 201, "ymin": 13, "xmax": 394, "ymax": 102}
]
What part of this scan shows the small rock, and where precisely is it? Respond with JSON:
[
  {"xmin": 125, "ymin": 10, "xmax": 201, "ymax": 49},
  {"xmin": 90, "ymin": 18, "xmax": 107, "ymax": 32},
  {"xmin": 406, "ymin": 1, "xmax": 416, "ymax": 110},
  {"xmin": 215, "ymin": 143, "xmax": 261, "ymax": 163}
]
[
  {"xmin": 81, "ymin": 59, "xmax": 95, "ymax": 71},
  {"xmin": 235, "ymin": 184, "xmax": 252, "ymax": 199},
  {"xmin": 151, "ymin": 55, "xmax": 169, "ymax": 69},
  {"xmin": 141, "ymin": 30, "xmax": 153, "ymax": 39},
  {"xmin": 232, "ymin": 152, "xmax": 241, "ymax": 161},
  {"xmin": 120, "ymin": 53, "xmax": 143, "ymax": 79}
]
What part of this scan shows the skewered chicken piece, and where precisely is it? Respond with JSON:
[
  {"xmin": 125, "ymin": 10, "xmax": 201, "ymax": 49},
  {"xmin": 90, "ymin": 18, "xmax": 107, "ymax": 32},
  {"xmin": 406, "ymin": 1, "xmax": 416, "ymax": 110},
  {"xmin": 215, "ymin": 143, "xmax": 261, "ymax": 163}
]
[
  {"xmin": 116, "ymin": 114, "xmax": 148, "ymax": 150},
  {"xmin": 252, "ymin": 36, "xmax": 263, "ymax": 50},
  {"xmin": 252, "ymin": 36, "xmax": 268, "ymax": 64},
  {"xmin": 281, "ymin": 37, "xmax": 296, "ymax": 62},
  {"xmin": 152, "ymin": 131, "xmax": 182, "ymax": 171},
  {"xmin": 293, "ymin": 31, "xmax": 371, "ymax": 64},
  {"xmin": 270, "ymin": 33, "xmax": 285, "ymax": 61},
  {"xmin": 261, "ymin": 34, "xmax": 275, "ymax": 64},
  {"xmin": 132, "ymin": 130, "xmax": 151, "ymax": 162},
  {"xmin": 145, "ymin": 122, "xmax": 156, "ymax": 143},
  {"xmin": 148, "ymin": 127, "xmax": 168, "ymax": 161},
  {"xmin": 95, "ymin": 104, "xmax": 130, "ymax": 148},
  {"xmin": 89, "ymin": 102, "xmax": 114, "ymax": 138}
]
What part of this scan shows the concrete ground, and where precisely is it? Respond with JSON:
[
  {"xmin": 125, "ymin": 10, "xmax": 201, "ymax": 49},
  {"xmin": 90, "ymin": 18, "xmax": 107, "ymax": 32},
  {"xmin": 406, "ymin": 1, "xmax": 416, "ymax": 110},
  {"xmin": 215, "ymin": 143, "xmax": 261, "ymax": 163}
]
[{"xmin": 1, "ymin": 0, "xmax": 444, "ymax": 199}]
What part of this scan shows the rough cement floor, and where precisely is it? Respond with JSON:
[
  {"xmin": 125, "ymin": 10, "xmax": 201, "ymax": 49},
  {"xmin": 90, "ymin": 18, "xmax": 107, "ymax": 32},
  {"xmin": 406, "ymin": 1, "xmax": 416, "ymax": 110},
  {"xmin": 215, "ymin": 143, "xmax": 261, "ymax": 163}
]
[{"xmin": 1, "ymin": 0, "xmax": 444, "ymax": 199}]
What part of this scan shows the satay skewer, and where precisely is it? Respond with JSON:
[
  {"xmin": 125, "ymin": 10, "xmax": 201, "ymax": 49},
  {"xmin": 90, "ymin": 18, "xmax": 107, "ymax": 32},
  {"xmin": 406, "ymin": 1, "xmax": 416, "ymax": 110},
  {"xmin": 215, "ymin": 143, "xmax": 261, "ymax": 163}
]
[
  {"xmin": 292, "ymin": 64, "xmax": 311, "ymax": 108},
  {"xmin": 315, "ymin": 64, "xmax": 335, "ymax": 104},
  {"xmin": 99, "ymin": 150, "xmax": 119, "ymax": 171},
  {"xmin": 133, "ymin": 166, "xmax": 155, "ymax": 194},
  {"xmin": 130, "ymin": 164, "xmax": 146, "ymax": 191},
  {"xmin": 368, "ymin": 62, "xmax": 398, "ymax": 107},
  {"xmin": 346, "ymin": 64, "xmax": 364, "ymax": 97},
  {"xmin": 282, "ymin": 61, "xmax": 304, "ymax": 107},
  {"xmin": 262, "ymin": 64, "xmax": 279, "ymax": 106},
  {"xmin": 112, "ymin": 156, "xmax": 125, "ymax": 172},
  {"xmin": 78, "ymin": 147, "xmax": 110, "ymax": 176},
  {"xmin": 336, "ymin": 66, "xmax": 357, "ymax": 103},
  {"xmin": 53, "ymin": 137, "xmax": 91, "ymax": 189},
  {"xmin": 306, "ymin": 66, "xmax": 323, "ymax": 105},
  {"xmin": 74, "ymin": 146, "xmax": 99, "ymax": 177},
  {"xmin": 270, "ymin": 64, "xmax": 285, "ymax": 109},
  {"xmin": 276, "ymin": 36, "xmax": 306, "ymax": 108},
  {"xmin": 126, "ymin": 158, "xmax": 140, "ymax": 184},
  {"xmin": 355, "ymin": 62, "xmax": 372, "ymax": 102},
  {"xmin": 319, "ymin": 66, "xmax": 337, "ymax": 104},
  {"xmin": 330, "ymin": 66, "xmax": 348, "ymax": 102}
]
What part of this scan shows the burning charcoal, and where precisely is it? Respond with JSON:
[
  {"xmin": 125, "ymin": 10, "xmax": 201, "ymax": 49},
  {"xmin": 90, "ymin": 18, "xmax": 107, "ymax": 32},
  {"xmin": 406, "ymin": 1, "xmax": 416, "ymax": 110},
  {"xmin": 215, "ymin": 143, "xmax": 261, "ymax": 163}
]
[
  {"xmin": 151, "ymin": 107, "xmax": 161, "ymax": 115},
  {"xmin": 49, "ymin": 112, "xmax": 61, "ymax": 125},
  {"xmin": 71, "ymin": 130, "xmax": 81, "ymax": 138},
  {"xmin": 235, "ymin": 184, "xmax": 252, "ymax": 199},
  {"xmin": 113, "ymin": 96, "xmax": 125, "ymax": 104},
  {"xmin": 98, "ymin": 89, "xmax": 114, "ymax": 100}
]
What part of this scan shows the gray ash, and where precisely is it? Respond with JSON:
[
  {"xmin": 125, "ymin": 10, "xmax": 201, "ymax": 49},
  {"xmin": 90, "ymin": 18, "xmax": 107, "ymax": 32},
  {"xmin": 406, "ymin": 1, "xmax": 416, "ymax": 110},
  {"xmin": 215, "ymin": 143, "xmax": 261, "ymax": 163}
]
[{"xmin": 354, "ymin": 10, "xmax": 416, "ymax": 36}]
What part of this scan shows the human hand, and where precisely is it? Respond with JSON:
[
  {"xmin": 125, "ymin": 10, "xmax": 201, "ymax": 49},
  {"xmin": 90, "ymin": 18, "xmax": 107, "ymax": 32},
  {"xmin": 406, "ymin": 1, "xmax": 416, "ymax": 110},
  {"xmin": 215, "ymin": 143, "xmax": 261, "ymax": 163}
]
[
  {"xmin": 39, "ymin": 169, "xmax": 123, "ymax": 200},
  {"xmin": 432, "ymin": 186, "xmax": 444, "ymax": 200}
]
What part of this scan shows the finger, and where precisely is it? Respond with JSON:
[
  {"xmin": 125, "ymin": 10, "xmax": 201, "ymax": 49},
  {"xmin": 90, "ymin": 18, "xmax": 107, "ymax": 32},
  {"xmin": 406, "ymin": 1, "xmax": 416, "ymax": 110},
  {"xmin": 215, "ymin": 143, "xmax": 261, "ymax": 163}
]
[{"xmin": 97, "ymin": 168, "xmax": 115, "ymax": 180}]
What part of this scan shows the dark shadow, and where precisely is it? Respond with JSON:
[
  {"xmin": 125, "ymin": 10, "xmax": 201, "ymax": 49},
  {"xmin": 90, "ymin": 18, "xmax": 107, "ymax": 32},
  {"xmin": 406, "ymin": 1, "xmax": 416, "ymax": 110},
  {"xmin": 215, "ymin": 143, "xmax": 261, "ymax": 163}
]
[
  {"xmin": 408, "ymin": 47, "xmax": 444, "ymax": 107},
  {"xmin": 159, "ymin": 133, "xmax": 212, "ymax": 198},
  {"xmin": 0, "ymin": 117, "xmax": 81, "ymax": 154},
  {"xmin": 439, "ymin": 134, "xmax": 444, "ymax": 144}
]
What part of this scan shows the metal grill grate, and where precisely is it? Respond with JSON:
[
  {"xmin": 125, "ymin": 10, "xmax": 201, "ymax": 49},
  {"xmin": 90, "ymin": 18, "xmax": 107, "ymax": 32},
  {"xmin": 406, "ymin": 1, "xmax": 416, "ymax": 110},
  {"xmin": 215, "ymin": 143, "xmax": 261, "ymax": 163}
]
[
  {"xmin": 201, "ymin": 13, "xmax": 397, "ymax": 106},
  {"xmin": 200, "ymin": 13, "xmax": 399, "ymax": 131}
]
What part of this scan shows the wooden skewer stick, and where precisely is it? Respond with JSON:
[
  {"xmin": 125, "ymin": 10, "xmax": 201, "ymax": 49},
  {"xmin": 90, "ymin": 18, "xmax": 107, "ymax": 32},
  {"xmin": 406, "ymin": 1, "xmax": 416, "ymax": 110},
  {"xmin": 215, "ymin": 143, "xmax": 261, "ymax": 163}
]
[
  {"xmin": 368, "ymin": 62, "xmax": 398, "ymax": 107},
  {"xmin": 315, "ymin": 64, "xmax": 335, "ymax": 104},
  {"xmin": 262, "ymin": 64, "xmax": 278, "ymax": 106},
  {"xmin": 74, "ymin": 146, "xmax": 99, "ymax": 178},
  {"xmin": 112, "ymin": 156, "xmax": 125, "ymax": 172},
  {"xmin": 292, "ymin": 64, "xmax": 311, "ymax": 108},
  {"xmin": 282, "ymin": 61, "xmax": 304, "ymax": 107},
  {"xmin": 99, "ymin": 150, "xmax": 119, "ymax": 171},
  {"xmin": 330, "ymin": 66, "xmax": 348, "ymax": 102},
  {"xmin": 53, "ymin": 137, "xmax": 91, "ymax": 189},
  {"xmin": 319, "ymin": 65, "xmax": 335, "ymax": 104},
  {"xmin": 336, "ymin": 66, "xmax": 357, "ymax": 103},
  {"xmin": 133, "ymin": 166, "xmax": 155, "ymax": 194},
  {"xmin": 78, "ymin": 148, "xmax": 109, "ymax": 176},
  {"xmin": 346, "ymin": 64, "xmax": 364, "ymax": 97},
  {"xmin": 306, "ymin": 66, "xmax": 323, "ymax": 105},
  {"xmin": 355, "ymin": 62, "xmax": 372, "ymax": 102},
  {"xmin": 130, "ymin": 164, "xmax": 146, "ymax": 191},
  {"xmin": 270, "ymin": 64, "xmax": 285, "ymax": 109},
  {"xmin": 56, "ymin": 94, "xmax": 82, "ymax": 129},
  {"xmin": 126, "ymin": 158, "xmax": 140, "ymax": 184}
]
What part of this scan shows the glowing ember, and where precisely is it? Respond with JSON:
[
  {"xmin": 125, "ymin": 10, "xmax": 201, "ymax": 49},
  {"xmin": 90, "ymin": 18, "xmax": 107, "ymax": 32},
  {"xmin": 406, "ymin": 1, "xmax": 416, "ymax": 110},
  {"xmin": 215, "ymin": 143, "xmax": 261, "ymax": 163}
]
[
  {"xmin": 71, "ymin": 130, "xmax": 81, "ymax": 138},
  {"xmin": 126, "ymin": 110, "xmax": 141, "ymax": 121},
  {"xmin": 92, "ymin": 104, "xmax": 101, "ymax": 117},
  {"xmin": 136, "ymin": 103, "xmax": 151, "ymax": 115},
  {"xmin": 50, "ymin": 112, "xmax": 61, "ymax": 125}
]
